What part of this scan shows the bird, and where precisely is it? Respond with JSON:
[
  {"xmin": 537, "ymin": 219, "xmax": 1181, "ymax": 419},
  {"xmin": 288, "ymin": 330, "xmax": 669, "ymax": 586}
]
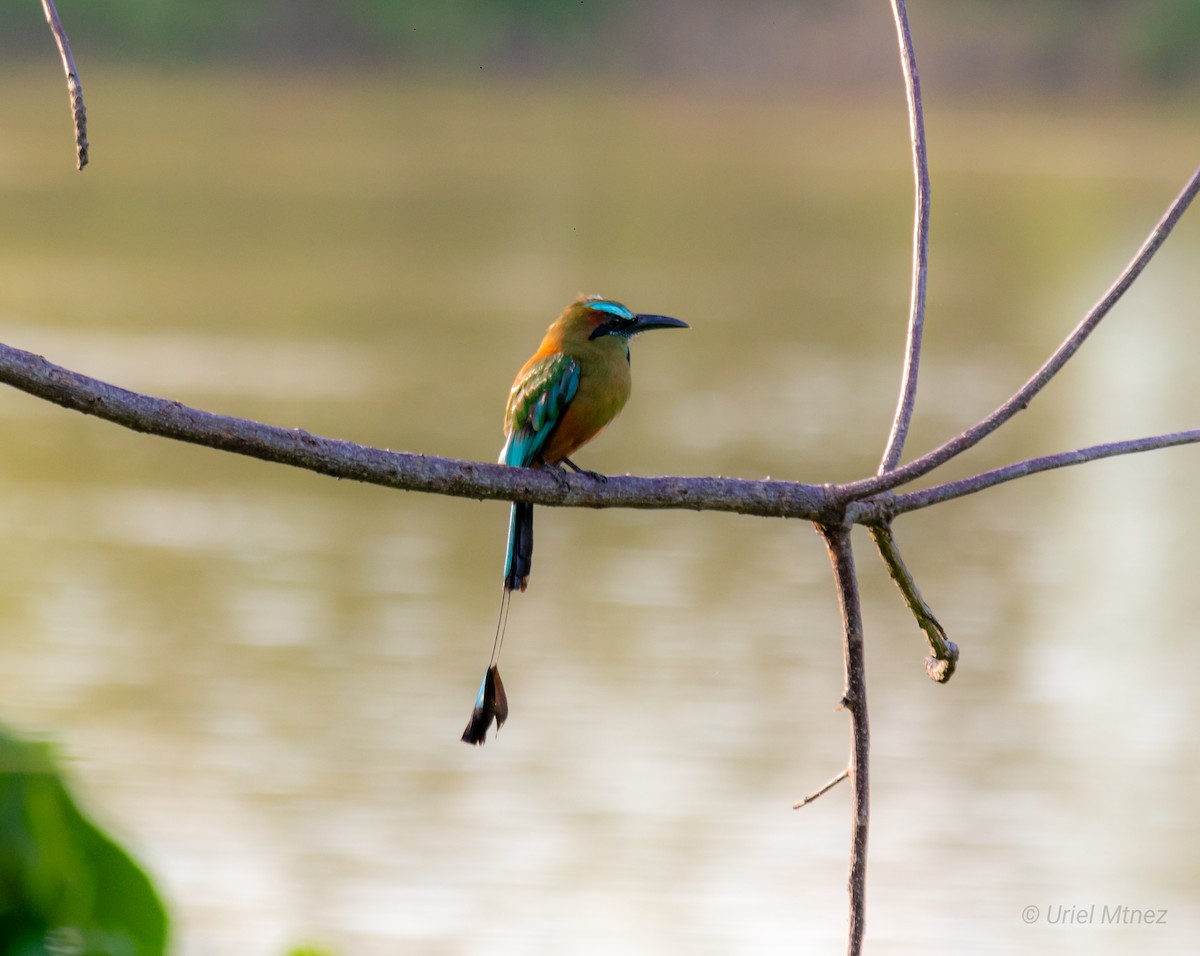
[{"xmin": 461, "ymin": 294, "xmax": 689, "ymax": 745}]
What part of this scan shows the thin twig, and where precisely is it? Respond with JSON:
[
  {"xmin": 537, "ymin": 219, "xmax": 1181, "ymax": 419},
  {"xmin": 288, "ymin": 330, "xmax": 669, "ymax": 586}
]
[
  {"xmin": 0, "ymin": 340, "xmax": 830, "ymax": 519},
  {"xmin": 839, "ymin": 164, "xmax": 1200, "ymax": 503},
  {"xmin": 880, "ymin": 429, "xmax": 1200, "ymax": 515},
  {"xmin": 878, "ymin": 0, "xmax": 931, "ymax": 475},
  {"xmin": 40, "ymin": 0, "xmax": 88, "ymax": 170},
  {"xmin": 793, "ymin": 767, "xmax": 850, "ymax": 810},
  {"xmin": 867, "ymin": 524, "xmax": 958, "ymax": 681},
  {"xmin": 817, "ymin": 523, "xmax": 869, "ymax": 956}
]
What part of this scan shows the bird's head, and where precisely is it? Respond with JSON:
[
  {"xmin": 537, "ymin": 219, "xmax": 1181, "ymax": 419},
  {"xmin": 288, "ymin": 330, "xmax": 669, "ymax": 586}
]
[{"xmin": 565, "ymin": 294, "xmax": 689, "ymax": 342}]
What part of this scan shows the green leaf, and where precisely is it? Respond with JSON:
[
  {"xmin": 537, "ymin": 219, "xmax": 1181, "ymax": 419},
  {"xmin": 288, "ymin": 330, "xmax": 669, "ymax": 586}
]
[{"xmin": 0, "ymin": 725, "xmax": 168, "ymax": 956}]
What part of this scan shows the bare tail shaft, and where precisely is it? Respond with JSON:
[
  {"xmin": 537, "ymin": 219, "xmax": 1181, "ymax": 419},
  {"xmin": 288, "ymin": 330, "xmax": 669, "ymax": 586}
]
[{"xmin": 461, "ymin": 587, "xmax": 513, "ymax": 745}]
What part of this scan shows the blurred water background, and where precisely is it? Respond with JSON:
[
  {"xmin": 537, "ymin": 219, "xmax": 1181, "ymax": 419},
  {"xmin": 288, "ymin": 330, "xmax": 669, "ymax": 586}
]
[{"xmin": 0, "ymin": 3, "xmax": 1199, "ymax": 954}]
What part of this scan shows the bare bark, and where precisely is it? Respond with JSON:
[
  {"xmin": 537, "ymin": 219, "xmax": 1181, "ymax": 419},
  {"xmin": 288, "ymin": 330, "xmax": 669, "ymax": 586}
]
[
  {"xmin": 793, "ymin": 768, "xmax": 850, "ymax": 810},
  {"xmin": 818, "ymin": 524, "xmax": 869, "ymax": 956},
  {"xmin": 867, "ymin": 524, "xmax": 958, "ymax": 681},
  {"xmin": 0, "ymin": 340, "xmax": 831, "ymax": 519},
  {"xmin": 881, "ymin": 429, "xmax": 1200, "ymax": 515},
  {"xmin": 40, "ymin": 0, "xmax": 88, "ymax": 170},
  {"xmin": 878, "ymin": 0, "xmax": 931, "ymax": 474}
]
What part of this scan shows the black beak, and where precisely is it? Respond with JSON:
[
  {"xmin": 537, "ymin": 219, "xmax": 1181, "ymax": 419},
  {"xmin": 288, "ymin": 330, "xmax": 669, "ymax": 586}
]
[{"xmin": 631, "ymin": 314, "xmax": 690, "ymax": 333}]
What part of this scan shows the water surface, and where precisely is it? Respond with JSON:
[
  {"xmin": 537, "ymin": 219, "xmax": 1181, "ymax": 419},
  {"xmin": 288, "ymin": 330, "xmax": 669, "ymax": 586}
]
[{"xmin": 0, "ymin": 69, "xmax": 1198, "ymax": 954}]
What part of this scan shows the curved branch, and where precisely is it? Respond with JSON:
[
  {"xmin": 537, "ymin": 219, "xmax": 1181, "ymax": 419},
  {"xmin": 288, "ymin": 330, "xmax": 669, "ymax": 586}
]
[
  {"xmin": 40, "ymin": 0, "xmax": 88, "ymax": 170},
  {"xmin": 0, "ymin": 340, "xmax": 830, "ymax": 519},
  {"xmin": 840, "ymin": 164, "xmax": 1200, "ymax": 503},
  {"xmin": 878, "ymin": 0, "xmax": 931, "ymax": 475},
  {"xmin": 867, "ymin": 524, "xmax": 958, "ymax": 681},
  {"xmin": 880, "ymin": 429, "xmax": 1200, "ymax": 515}
]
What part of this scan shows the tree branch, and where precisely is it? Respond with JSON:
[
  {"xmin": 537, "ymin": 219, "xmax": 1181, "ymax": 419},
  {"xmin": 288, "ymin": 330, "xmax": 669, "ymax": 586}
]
[
  {"xmin": 867, "ymin": 524, "xmax": 958, "ymax": 681},
  {"xmin": 817, "ymin": 523, "xmax": 869, "ymax": 956},
  {"xmin": 40, "ymin": 0, "xmax": 88, "ymax": 170},
  {"xmin": 5, "ymin": 337, "xmax": 1195, "ymax": 527},
  {"xmin": 839, "ymin": 163, "xmax": 1200, "ymax": 502},
  {"xmin": 793, "ymin": 767, "xmax": 849, "ymax": 810},
  {"xmin": 0, "ymin": 340, "xmax": 832, "ymax": 519},
  {"xmin": 879, "ymin": 429, "xmax": 1200, "ymax": 515},
  {"xmin": 878, "ymin": 0, "xmax": 931, "ymax": 475}
]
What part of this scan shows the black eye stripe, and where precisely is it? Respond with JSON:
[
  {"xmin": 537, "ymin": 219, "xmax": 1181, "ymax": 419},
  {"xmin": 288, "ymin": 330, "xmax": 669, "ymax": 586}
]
[{"xmin": 590, "ymin": 315, "xmax": 636, "ymax": 340}]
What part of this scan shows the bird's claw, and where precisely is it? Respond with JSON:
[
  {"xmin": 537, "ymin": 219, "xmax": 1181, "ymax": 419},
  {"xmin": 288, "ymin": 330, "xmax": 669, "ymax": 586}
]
[{"xmin": 560, "ymin": 457, "xmax": 607, "ymax": 483}]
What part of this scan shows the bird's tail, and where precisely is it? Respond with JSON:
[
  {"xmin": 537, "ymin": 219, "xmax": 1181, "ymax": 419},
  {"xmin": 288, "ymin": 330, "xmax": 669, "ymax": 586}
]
[
  {"xmin": 461, "ymin": 502, "xmax": 531, "ymax": 745},
  {"xmin": 461, "ymin": 662, "xmax": 508, "ymax": 746},
  {"xmin": 503, "ymin": 502, "xmax": 533, "ymax": 593}
]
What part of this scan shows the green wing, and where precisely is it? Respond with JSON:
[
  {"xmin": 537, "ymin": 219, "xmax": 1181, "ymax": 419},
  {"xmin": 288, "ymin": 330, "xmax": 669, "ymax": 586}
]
[{"xmin": 500, "ymin": 353, "xmax": 580, "ymax": 466}]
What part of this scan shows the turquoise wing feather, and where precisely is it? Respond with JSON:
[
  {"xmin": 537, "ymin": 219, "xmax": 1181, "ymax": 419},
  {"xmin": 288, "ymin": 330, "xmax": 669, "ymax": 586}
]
[{"xmin": 500, "ymin": 353, "xmax": 580, "ymax": 467}]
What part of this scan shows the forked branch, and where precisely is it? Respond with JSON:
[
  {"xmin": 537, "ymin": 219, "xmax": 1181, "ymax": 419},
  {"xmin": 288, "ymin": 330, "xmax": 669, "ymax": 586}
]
[{"xmin": 840, "ymin": 163, "xmax": 1200, "ymax": 504}]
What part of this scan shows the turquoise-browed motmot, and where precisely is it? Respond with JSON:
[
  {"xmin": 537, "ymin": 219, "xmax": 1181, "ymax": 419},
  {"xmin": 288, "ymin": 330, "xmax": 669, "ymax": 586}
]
[{"xmin": 461, "ymin": 294, "xmax": 688, "ymax": 744}]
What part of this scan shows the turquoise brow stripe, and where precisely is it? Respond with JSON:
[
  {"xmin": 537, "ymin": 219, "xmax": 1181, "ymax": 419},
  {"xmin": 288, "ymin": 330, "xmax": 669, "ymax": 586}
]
[{"xmin": 588, "ymin": 301, "xmax": 633, "ymax": 319}]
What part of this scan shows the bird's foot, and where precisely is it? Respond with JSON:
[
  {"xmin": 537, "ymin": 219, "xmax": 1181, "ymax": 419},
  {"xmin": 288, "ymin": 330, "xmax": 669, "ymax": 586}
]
[
  {"xmin": 560, "ymin": 457, "xmax": 608, "ymax": 483},
  {"xmin": 543, "ymin": 465, "xmax": 571, "ymax": 489}
]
